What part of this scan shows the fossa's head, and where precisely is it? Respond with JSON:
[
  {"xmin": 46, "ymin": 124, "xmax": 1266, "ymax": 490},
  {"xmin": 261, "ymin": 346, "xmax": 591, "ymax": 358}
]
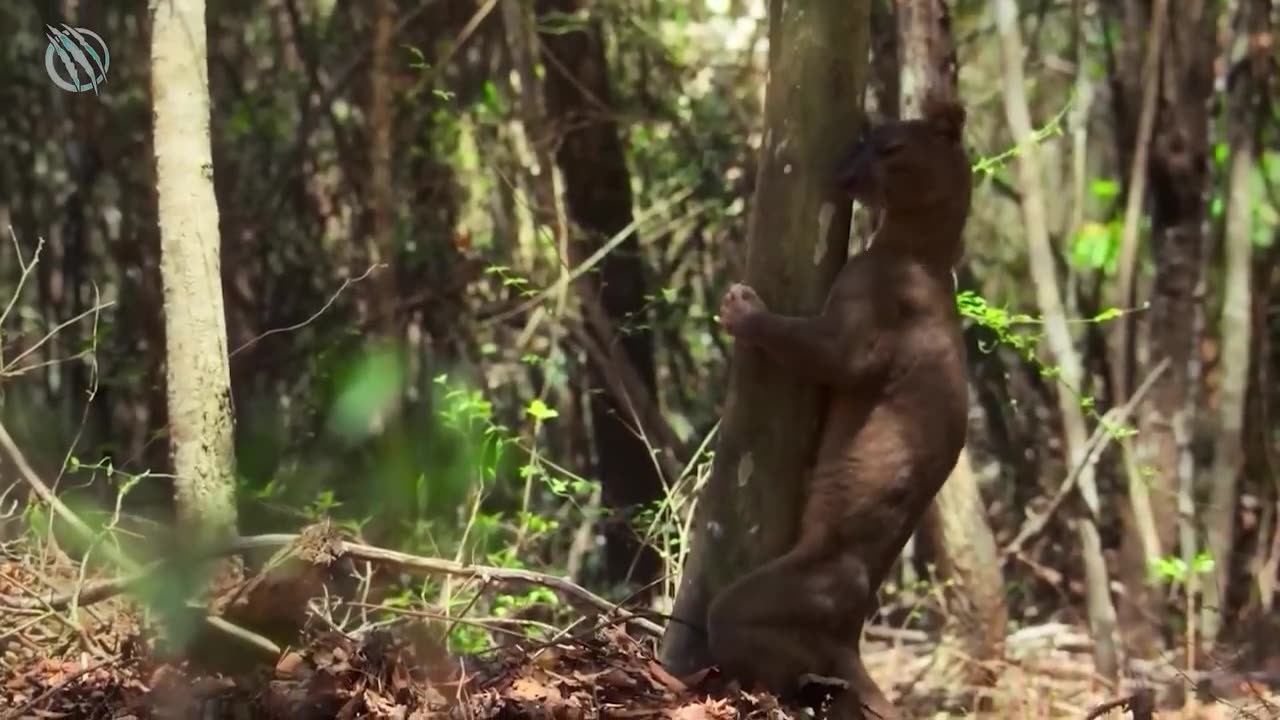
[{"xmin": 836, "ymin": 96, "xmax": 971, "ymax": 215}]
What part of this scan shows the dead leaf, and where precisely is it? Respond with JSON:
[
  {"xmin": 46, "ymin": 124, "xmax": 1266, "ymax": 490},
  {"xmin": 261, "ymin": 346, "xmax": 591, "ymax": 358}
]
[
  {"xmin": 667, "ymin": 703, "xmax": 710, "ymax": 720},
  {"xmin": 275, "ymin": 651, "xmax": 306, "ymax": 678},
  {"xmin": 598, "ymin": 667, "xmax": 635, "ymax": 688},
  {"xmin": 648, "ymin": 661, "xmax": 688, "ymax": 694},
  {"xmin": 508, "ymin": 676, "xmax": 563, "ymax": 704}
]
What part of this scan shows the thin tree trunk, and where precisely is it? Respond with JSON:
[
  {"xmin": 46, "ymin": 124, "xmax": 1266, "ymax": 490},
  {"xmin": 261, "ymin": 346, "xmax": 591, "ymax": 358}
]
[
  {"xmin": 151, "ymin": 0, "xmax": 239, "ymax": 558},
  {"xmin": 993, "ymin": 0, "xmax": 1119, "ymax": 682},
  {"xmin": 660, "ymin": 0, "xmax": 869, "ymax": 674},
  {"xmin": 897, "ymin": 0, "xmax": 1007, "ymax": 688},
  {"xmin": 1107, "ymin": 0, "xmax": 1170, "ymax": 661},
  {"xmin": 1136, "ymin": 0, "xmax": 1217, "ymax": 663},
  {"xmin": 536, "ymin": 0, "xmax": 665, "ymax": 598},
  {"xmin": 366, "ymin": 0, "xmax": 399, "ymax": 337},
  {"xmin": 1201, "ymin": 0, "xmax": 1269, "ymax": 648},
  {"xmin": 1247, "ymin": 243, "xmax": 1279, "ymax": 612}
]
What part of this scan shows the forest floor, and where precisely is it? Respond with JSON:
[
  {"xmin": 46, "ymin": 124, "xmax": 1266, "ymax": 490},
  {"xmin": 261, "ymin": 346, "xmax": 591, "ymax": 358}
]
[{"xmin": 2, "ymin": 531, "xmax": 1278, "ymax": 720}]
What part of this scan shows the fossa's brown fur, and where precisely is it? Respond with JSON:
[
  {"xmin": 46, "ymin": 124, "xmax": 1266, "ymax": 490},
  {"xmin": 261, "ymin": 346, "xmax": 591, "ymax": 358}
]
[{"xmin": 706, "ymin": 98, "xmax": 973, "ymax": 720}]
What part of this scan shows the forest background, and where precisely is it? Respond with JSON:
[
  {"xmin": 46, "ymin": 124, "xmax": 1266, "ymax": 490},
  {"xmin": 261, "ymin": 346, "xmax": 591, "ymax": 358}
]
[{"xmin": 0, "ymin": 0, "xmax": 1278, "ymax": 716}]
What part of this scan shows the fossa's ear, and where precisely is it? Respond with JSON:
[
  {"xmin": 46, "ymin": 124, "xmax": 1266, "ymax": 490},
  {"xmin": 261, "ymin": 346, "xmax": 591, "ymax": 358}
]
[{"xmin": 922, "ymin": 96, "xmax": 966, "ymax": 143}]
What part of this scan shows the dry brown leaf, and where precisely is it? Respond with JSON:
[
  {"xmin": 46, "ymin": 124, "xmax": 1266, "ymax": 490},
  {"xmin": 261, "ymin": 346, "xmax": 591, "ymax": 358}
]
[
  {"xmin": 648, "ymin": 660, "xmax": 688, "ymax": 694},
  {"xmin": 667, "ymin": 703, "xmax": 711, "ymax": 720},
  {"xmin": 534, "ymin": 646, "xmax": 564, "ymax": 668},
  {"xmin": 275, "ymin": 650, "xmax": 307, "ymax": 678},
  {"xmin": 598, "ymin": 667, "xmax": 636, "ymax": 688},
  {"xmin": 508, "ymin": 675, "xmax": 563, "ymax": 704}
]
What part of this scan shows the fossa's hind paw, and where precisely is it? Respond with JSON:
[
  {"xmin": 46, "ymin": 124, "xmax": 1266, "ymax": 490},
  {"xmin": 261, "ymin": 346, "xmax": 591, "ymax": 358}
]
[
  {"xmin": 798, "ymin": 673, "xmax": 849, "ymax": 691},
  {"xmin": 790, "ymin": 674, "xmax": 850, "ymax": 710}
]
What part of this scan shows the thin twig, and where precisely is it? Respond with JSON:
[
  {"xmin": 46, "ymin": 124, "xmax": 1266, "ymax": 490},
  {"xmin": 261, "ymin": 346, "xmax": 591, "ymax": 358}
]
[
  {"xmin": 481, "ymin": 187, "xmax": 697, "ymax": 327},
  {"xmin": 0, "ymin": 421, "xmax": 137, "ymax": 574},
  {"xmin": 230, "ymin": 263, "xmax": 384, "ymax": 356},
  {"xmin": 0, "ymin": 229, "xmax": 41, "ymax": 332},
  {"xmin": 2, "ymin": 301, "xmax": 116, "ymax": 377},
  {"xmin": 1002, "ymin": 358, "xmax": 1169, "ymax": 559}
]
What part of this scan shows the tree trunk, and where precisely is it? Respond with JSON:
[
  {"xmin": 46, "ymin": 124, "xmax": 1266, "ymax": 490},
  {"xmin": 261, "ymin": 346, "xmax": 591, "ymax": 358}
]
[
  {"xmin": 660, "ymin": 0, "xmax": 869, "ymax": 674},
  {"xmin": 1106, "ymin": 0, "xmax": 1169, "ymax": 660},
  {"xmin": 1201, "ymin": 0, "xmax": 1269, "ymax": 648},
  {"xmin": 151, "ymin": 0, "xmax": 239, "ymax": 558},
  {"xmin": 536, "ymin": 0, "xmax": 665, "ymax": 598},
  {"xmin": 993, "ymin": 0, "xmax": 1119, "ymax": 682},
  {"xmin": 364, "ymin": 0, "xmax": 400, "ymax": 337},
  {"xmin": 895, "ymin": 0, "xmax": 1006, "ymax": 688},
  {"xmin": 1246, "ymin": 243, "xmax": 1279, "ymax": 613},
  {"xmin": 1138, "ymin": 0, "xmax": 1217, "ymax": 661}
]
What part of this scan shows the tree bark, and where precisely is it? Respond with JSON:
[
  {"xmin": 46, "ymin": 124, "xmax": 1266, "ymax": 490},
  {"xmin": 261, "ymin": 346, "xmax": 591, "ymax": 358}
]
[
  {"xmin": 1137, "ymin": 0, "xmax": 1217, "ymax": 662},
  {"xmin": 1106, "ymin": 0, "xmax": 1169, "ymax": 661},
  {"xmin": 895, "ymin": 0, "xmax": 1007, "ymax": 687},
  {"xmin": 660, "ymin": 0, "xmax": 869, "ymax": 674},
  {"xmin": 536, "ymin": 0, "xmax": 665, "ymax": 597},
  {"xmin": 1201, "ymin": 0, "xmax": 1270, "ymax": 648},
  {"xmin": 1139, "ymin": 0, "xmax": 1217, "ymax": 571},
  {"xmin": 364, "ymin": 0, "xmax": 400, "ymax": 338},
  {"xmin": 1246, "ymin": 243, "xmax": 1279, "ymax": 613},
  {"xmin": 993, "ymin": 0, "xmax": 1119, "ymax": 682},
  {"xmin": 151, "ymin": 0, "xmax": 240, "ymax": 556}
]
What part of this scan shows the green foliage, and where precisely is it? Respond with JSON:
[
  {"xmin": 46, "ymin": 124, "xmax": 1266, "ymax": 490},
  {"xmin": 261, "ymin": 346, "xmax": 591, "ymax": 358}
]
[
  {"xmin": 970, "ymin": 98, "xmax": 1070, "ymax": 178},
  {"xmin": 325, "ymin": 344, "xmax": 406, "ymax": 443},
  {"xmin": 1208, "ymin": 144, "xmax": 1278, "ymax": 248},
  {"xmin": 1149, "ymin": 551, "xmax": 1215, "ymax": 585}
]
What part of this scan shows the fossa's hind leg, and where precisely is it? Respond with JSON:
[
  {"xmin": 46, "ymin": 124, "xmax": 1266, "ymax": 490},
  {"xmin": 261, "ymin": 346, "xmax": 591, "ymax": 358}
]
[{"xmin": 706, "ymin": 548, "xmax": 873, "ymax": 694}]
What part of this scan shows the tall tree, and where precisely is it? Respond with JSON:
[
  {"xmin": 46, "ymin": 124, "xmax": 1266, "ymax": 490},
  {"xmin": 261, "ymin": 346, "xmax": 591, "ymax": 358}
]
[
  {"xmin": 896, "ymin": 0, "xmax": 1008, "ymax": 687},
  {"xmin": 151, "ymin": 0, "xmax": 240, "ymax": 562},
  {"xmin": 660, "ymin": 0, "xmax": 870, "ymax": 674},
  {"xmin": 1110, "ymin": 0, "xmax": 1219, "ymax": 660},
  {"xmin": 1201, "ymin": 0, "xmax": 1272, "ymax": 648},
  {"xmin": 363, "ymin": 0, "xmax": 400, "ymax": 337},
  {"xmin": 536, "ymin": 0, "xmax": 665, "ymax": 596},
  {"xmin": 1103, "ymin": 0, "xmax": 1170, "ymax": 658},
  {"xmin": 994, "ymin": 0, "xmax": 1119, "ymax": 681}
]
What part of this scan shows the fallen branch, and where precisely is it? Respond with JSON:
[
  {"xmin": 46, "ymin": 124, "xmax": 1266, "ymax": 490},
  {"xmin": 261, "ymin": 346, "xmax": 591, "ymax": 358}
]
[{"xmin": 1, "ymin": 532, "xmax": 665, "ymax": 637}]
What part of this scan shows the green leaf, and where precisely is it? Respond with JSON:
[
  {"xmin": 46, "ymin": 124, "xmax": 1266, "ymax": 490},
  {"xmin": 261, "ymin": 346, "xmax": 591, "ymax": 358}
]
[
  {"xmin": 1090, "ymin": 307, "xmax": 1124, "ymax": 322},
  {"xmin": 1089, "ymin": 178, "xmax": 1120, "ymax": 200},
  {"xmin": 525, "ymin": 398, "xmax": 559, "ymax": 422}
]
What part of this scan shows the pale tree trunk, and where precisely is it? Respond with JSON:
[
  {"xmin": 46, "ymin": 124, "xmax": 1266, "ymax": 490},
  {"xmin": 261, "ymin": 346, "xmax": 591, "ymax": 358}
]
[
  {"xmin": 151, "ymin": 0, "xmax": 239, "ymax": 559},
  {"xmin": 1201, "ymin": 0, "xmax": 1269, "ymax": 648},
  {"xmin": 897, "ymin": 0, "xmax": 1006, "ymax": 687},
  {"xmin": 922, "ymin": 450, "xmax": 1007, "ymax": 686},
  {"xmin": 660, "ymin": 0, "xmax": 869, "ymax": 674},
  {"xmin": 993, "ymin": 0, "xmax": 1119, "ymax": 682}
]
